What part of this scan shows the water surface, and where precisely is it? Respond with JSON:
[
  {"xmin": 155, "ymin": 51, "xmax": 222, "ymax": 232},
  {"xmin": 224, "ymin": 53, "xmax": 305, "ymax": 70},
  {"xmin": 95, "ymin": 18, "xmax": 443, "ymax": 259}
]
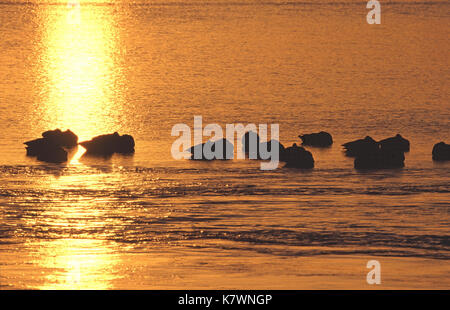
[{"xmin": 0, "ymin": 1, "xmax": 449, "ymax": 289}]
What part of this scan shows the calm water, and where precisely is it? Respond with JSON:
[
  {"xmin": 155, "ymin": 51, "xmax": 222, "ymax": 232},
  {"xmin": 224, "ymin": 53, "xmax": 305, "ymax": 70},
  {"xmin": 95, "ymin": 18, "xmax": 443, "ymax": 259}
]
[{"xmin": 0, "ymin": 0, "xmax": 449, "ymax": 289}]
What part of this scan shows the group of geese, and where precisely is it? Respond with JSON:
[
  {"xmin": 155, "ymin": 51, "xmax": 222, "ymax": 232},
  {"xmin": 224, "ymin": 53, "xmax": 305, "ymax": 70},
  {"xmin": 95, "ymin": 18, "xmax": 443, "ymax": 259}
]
[
  {"xmin": 24, "ymin": 128, "xmax": 450, "ymax": 169},
  {"xmin": 24, "ymin": 129, "xmax": 135, "ymax": 163},
  {"xmin": 186, "ymin": 130, "xmax": 450, "ymax": 169}
]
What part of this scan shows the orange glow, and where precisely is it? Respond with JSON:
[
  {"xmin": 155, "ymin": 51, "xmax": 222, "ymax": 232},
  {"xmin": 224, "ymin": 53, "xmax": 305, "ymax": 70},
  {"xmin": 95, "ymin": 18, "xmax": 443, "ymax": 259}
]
[
  {"xmin": 37, "ymin": 3, "xmax": 125, "ymax": 164},
  {"xmin": 31, "ymin": 239, "xmax": 119, "ymax": 290}
]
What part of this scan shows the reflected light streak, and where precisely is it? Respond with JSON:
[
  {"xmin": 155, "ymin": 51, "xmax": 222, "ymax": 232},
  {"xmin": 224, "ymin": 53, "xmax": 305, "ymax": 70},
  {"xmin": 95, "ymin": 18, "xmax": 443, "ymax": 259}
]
[
  {"xmin": 28, "ymin": 3, "xmax": 126, "ymax": 289},
  {"xmin": 38, "ymin": 3, "xmax": 125, "ymax": 165},
  {"xmin": 31, "ymin": 239, "xmax": 119, "ymax": 290}
]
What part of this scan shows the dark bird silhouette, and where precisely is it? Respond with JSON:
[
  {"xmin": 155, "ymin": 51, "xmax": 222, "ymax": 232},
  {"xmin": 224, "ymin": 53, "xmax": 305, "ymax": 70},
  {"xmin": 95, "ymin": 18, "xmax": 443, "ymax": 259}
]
[
  {"xmin": 188, "ymin": 138, "xmax": 234, "ymax": 160},
  {"xmin": 24, "ymin": 129, "xmax": 78, "ymax": 163},
  {"xmin": 342, "ymin": 136, "xmax": 379, "ymax": 157},
  {"xmin": 41, "ymin": 129, "xmax": 78, "ymax": 148},
  {"xmin": 80, "ymin": 132, "xmax": 135, "ymax": 156},
  {"xmin": 282, "ymin": 143, "xmax": 314, "ymax": 169},
  {"xmin": 432, "ymin": 142, "xmax": 450, "ymax": 161},
  {"xmin": 299, "ymin": 131, "xmax": 333, "ymax": 147},
  {"xmin": 354, "ymin": 149, "xmax": 405, "ymax": 169},
  {"xmin": 344, "ymin": 134, "xmax": 409, "ymax": 170},
  {"xmin": 35, "ymin": 144, "xmax": 68, "ymax": 164},
  {"xmin": 379, "ymin": 134, "xmax": 410, "ymax": 153}
]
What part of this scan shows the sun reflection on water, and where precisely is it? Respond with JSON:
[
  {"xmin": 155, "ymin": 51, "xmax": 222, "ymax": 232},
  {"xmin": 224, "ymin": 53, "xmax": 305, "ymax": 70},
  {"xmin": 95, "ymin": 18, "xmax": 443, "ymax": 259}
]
[
  {"xmin": 25, "ymin": 170, "xmax": 127, "ymax": 289},
  {"xmin": 27, "ymin": 3, "xmax": 127, "ymax": 289},
  {"xmin": 31, "ymin": 239, "xmax": 119, "ymax": 290},
  {"xmin": 36, "ymin": 2, "xmax": 125, "ymax": 162}
]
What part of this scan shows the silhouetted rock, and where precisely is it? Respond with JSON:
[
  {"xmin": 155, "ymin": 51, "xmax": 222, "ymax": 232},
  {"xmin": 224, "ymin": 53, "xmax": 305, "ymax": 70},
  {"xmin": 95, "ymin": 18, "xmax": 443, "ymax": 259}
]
[
  {"xmin": 242, "ymin": 131, "xmax": 260, "ymax": 158},
  {"xmin": 379, "ymin": 134, "xmax": 410, "ymax": 152},
  {"xmin": 342, "ymin": 136, "xmax": 379, "ymax": 157},
  {"xmin": 432, "ymin": 142, "xmax": 450, "ymax": 161},
  {"xmin": 42, "ymin": 129, "xmax": 78, "ymax": 147},
  {"xmin": 80, "ymin": 132, "xmax": 135, "ymax": 156},
  {"xmin": 188, "ymin": 138, "xmax": 234, "ymax": 160},
  {"xmin": 24, "ymin": 128, "xmax": 77, "ymax": 163},
  {"xmin": 282, "ymin": 143, "xmax": 314, "ymax": 168},
  {"xmin": 299, "ymin": 131, "xmax": 333, "ymax": 147},
  {"xmin": 354, "ymin": 149, "xmax": 405, "ymax": 169}
]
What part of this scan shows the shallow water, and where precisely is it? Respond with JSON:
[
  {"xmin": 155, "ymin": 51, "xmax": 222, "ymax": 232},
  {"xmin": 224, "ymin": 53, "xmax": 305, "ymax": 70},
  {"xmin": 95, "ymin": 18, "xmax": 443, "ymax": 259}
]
[{"xmin": 0, "ymin": 1, "xmax": 449, "ymax": 289}]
